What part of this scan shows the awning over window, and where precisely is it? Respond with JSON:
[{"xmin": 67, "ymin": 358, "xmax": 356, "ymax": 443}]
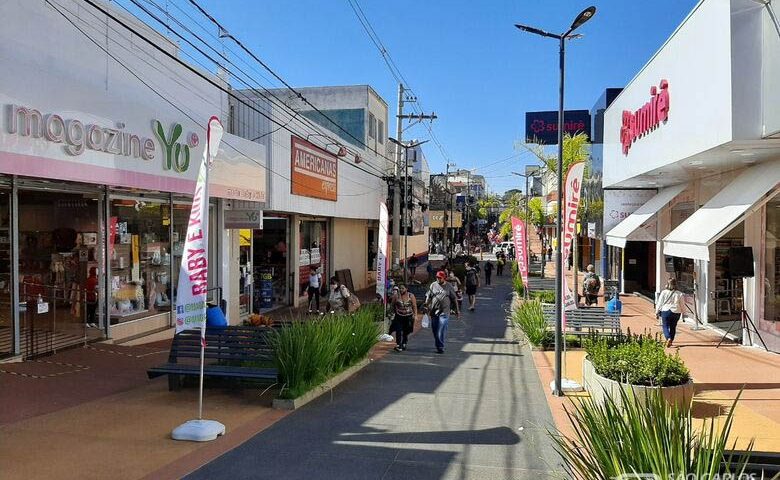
[
  {"xmin": 663, "ymin": 160, "xmax": 780, "ymax": 261},
  {"xmin": 605, "ymin": 184, "xmax": 689, "ymax": 249}
]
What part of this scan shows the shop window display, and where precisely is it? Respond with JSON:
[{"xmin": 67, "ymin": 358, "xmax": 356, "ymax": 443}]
[
  {"xmin": 252, "ymin": 218, "xmax": 288, "ymax": 312},
  {"xmin": 17, "ymin": 191, "xmax": 101, "ymax": 340},
  {"xmin": 0, "ymin": 190, "xmax": 12, "ymax": 356},
  {"xmin": 299, "ymin": 221, "xmax": 327, "ymax": 298},
  {"xmin": 764, "ymin": 194, "xmax": 780, "ymax": 322},
  {"xmin": 110, "ymin": 198, "xmax": 170, "ymax": 323}
]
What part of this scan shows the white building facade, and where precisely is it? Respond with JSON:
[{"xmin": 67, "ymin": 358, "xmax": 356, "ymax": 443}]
[
  {"xmin": 0, "ymin": 0, "xmax": 267, "ymax": 357},
  {"xmin": 603, "ymin": 0, "xmax": 780, "ymax": 352}
]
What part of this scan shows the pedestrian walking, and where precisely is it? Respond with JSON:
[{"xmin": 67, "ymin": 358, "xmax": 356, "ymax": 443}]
[
  {"xmin": 391, "ymin": 284, "xmax": 417, "ymax": 352},
  {"xmin": 655, "ymin": 278, "xmax": 685, "ymax": 347},
  {"xmin": 582, "ymin": 264, "xmax": 601, "ymax": 306},
  {"xmin": 483, "ymin": 260, "xmax": 493, "ymax": 285},
  {"xmin": 496, "ymin": 252, "xmax": 505, "ymax": 276},
  {"xmin": 426, "ymin": 262, "xmax": 435, "ymax": 282},
  {"xmin": 446, "ymin": 269, "xmax": 463, "ymax": 312},
  {"xmin": 408, "ymin": 253, "xmax": 419, "ymax": 279},
  {"xmin": 464, "ymin": 262, "xmax": 480, "ymax": 311},
  {"xmin": 425, "ymin": 271, "xmax": 460, "ymax": 354},
  {"xmin": 307, "ymin": 265, "xmax": 322, "ymax": 312},
  {"xmin": 547, "ymin": 246, "xmax": 553, "ymax": 261}
]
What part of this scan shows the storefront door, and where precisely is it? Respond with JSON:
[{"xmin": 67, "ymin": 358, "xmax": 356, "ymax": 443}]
[
  {"xmin": 0, "ymin": 189, "xmax": 12, "ymax": 357},
  {"xmin": 17, "ymin": 188, "xmax": 103, "ymax": 357},
  {"xmin": 299, "ymin": 220, "xmax": 328, "ymax": 302},
  {"xmin": 253, "ymin": 217, "xmax": 289, "ymax": 312}
]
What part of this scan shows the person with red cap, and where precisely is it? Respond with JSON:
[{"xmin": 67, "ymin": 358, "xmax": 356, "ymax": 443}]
[{"xmin": 424, "ymin": 270, "xmax": 460, "ymax": 354}]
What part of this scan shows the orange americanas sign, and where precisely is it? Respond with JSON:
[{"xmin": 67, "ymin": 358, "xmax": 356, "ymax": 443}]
[{"xmin": 291, "ymin": 136, "xmax": 338, "ymax": 201}]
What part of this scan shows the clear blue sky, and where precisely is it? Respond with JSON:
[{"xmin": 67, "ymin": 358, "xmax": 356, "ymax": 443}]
[{"xmin": 124, "ymin": 0, "xmax": 698, "ymax": 194}]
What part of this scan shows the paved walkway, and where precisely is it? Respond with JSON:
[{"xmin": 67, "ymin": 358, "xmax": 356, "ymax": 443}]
[{"xmin": 188, "ymin": 274, "xmax": 562, "ymax": 480}]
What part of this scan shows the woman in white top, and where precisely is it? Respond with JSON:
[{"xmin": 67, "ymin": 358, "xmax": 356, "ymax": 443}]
[
  {"xmin": 656, "ymin": 278, "xmax": 686, "ymax": 347},
  {"xmin": 307, "ymin": 266, "xmax": 322, "ymax": 313}
]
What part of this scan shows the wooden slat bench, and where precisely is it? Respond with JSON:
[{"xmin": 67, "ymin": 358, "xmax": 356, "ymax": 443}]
[
  {"xmin": 147, "ymin": 326, "xmax": 278, "ymax": 390},
  {"xmin": 541, "ymin": 303, "xmax": 621, "ymax": 337}
]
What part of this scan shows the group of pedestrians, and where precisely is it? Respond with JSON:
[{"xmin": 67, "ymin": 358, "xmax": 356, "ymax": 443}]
[{"xmin": 389, "ymin": 258, "xmax": 497, "ymax": 355}]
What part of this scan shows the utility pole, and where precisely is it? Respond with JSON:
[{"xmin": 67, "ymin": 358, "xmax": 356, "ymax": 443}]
[
  {"xmin": 392, "ymin": 84, "xmax": 403, "ymax": 269},
  {"xmin": 391, "ymin": 83, "xmax": 436, "ymax": 271}
]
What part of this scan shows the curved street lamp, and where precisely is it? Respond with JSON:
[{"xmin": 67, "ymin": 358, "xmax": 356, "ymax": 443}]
[{"xmin": 514, "ymin": 6, "xmax": 596, "ymax": 397}]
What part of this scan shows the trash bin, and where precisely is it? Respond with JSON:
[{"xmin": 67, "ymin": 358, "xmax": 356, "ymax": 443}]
[{"xmin": 206, "ymin": 304, "xmax": 227, "ymax": 328}]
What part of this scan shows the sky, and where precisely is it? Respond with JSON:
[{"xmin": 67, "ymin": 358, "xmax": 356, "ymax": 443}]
[{"xmin": 122, "ymin": 0, "xmax": 699, "ymax": 195}]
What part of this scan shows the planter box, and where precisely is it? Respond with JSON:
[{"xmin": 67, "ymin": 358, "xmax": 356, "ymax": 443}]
[
  {"xmin": 272, "ymin": 358, "xmax": 371, "ymax": 411},
  {"xmin": 582, "ymin": 357, "xmax": 694, "ymax": 410}
]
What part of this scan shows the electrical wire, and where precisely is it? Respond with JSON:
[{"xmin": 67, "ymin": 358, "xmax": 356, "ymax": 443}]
[
  {"xmin": 118, "ymin": 0, "xmax": 388, "ymax": 179},
  {"xmin": 45, "ymin": 0, "xmax": 380, "ymax": 198},
  {"xmin": 186, "ymin": 0, "xmax": 394, "ymax": 166}
]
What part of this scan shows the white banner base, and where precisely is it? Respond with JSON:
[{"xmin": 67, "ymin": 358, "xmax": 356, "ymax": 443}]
[
  {"xmin": 550, "ymin": 378, "xmax": 584, "ymax": 393},
  {"xmin": 172, "ymin": 419, "xmax": 226, "ymax": 442}
]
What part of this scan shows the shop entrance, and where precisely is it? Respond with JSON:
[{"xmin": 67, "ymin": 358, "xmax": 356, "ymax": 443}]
[
  {"xmin": 711, "ymin": 223, "xmax": 745, "ymax": 328},
  {"xmin": 623, "ymin": 241, "xmax": 656, "ymax": 297},
  {"xmin": 0, "ymin": 189, "xmax": 12, "ymax": 357},
  {"xmin": 299, "ymin": 220, "xmax": 328, "ymax": 304},
  {"xmin": 252, "ymin": 217, "xmax": 289, "ymax": 313},
  {"xmin": 18, "ymin": 189, "xmax": 103, "ymax": 357}
]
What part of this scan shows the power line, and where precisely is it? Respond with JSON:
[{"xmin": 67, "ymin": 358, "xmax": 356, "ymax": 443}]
[
  {"xmin": 46, "ymin": 0, "xmax": 379, "ymax": 198},
  {"xmin": 186, "ymin": 0, "xmax": 393, "ymax": 166},
  {"xmin": 121, "ymin": 0, "xmax": 388, "ymax": 179},
  {"xmin": 76, "ymin": 0, "xmax": 386, "ymax": 182}
]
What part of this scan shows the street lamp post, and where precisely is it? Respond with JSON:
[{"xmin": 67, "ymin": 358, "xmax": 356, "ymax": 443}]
[
  {"xmin": 515, "ymin": 6, "xmax": 596, "ymax": 397},
  {"xmin": 389, "ymin": 137, "xmax": 428, "ymax": 284}
]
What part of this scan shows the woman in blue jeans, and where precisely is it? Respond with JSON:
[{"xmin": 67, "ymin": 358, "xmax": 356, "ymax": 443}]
[{"xmin": 655, "ymin": 278, "xmax": 686, "ymax": 347}]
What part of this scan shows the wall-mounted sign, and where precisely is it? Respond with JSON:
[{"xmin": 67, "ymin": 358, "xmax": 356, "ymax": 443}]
[
  {"xmin": 603, "ymin": 189, "xmax": 657, "ymax": 233},
  {"xmin": 525, "ymin": 110, "xmax": 591, "ymax": 145},
  {"xmin": 620, "ymin": 79, "xmax": 670, "ymax": 155},
  {"xmin": 290, "ymin": 136, "xmax": 338, "ymax": 201},
  {"xmin": 429, "ymin": 211, "xmax": 462, "ymax": 229},
  {"xmin": 224, "ymin": 209, "xmax": 263, "ymax": 229}
]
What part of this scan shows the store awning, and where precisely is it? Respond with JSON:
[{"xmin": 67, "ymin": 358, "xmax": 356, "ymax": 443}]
[
  {"xmin": 605, "ymin": 184, "xmax": 688, "ymax": 249},
  {"xmin": 663, "ymin": 160, "xmax": 780, "ymax": 261}
]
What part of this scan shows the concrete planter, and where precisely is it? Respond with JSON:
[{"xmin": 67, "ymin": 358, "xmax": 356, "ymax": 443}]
[
  {"xmin": 272, "ymin": 358, "xmax": 371, "ymax": 411},
  {"xmin": 582, "ymin": 357, "xmax": 694, "ymax": 410}
]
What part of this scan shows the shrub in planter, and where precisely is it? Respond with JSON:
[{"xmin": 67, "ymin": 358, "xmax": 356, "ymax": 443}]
[
  {"xmin": 511, "ymin": 300, "xmax": 549, "ymax": 347},
  {"xmin": 584, "ymin": 336, "xmax": 690, "ymax": 387},
  {"xmin": 531, "ymin": 290, "xmax": 555, "ymax": 303},
  {"xmin": 512, "ymin": 274, "xmax": 525, "ymax": 296},
  {"xmin": 549, "ymin": 387, "xmax": 753, "ymax": 479},
  {"xmin": 270, "ymin": 309, "xmax": 380, "ymax": 399}
]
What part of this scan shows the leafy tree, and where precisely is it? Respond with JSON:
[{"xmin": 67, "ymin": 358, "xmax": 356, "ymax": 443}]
[{"xmin": 477, "ymin": 194, "xmax": 501, "ymax": 219}]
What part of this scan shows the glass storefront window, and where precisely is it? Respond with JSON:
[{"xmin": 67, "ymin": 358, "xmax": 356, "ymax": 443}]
[
  {"xmin": 253, "ymin": 218, "xmax": 288, "ymax": 312},
  {"xmin": 18, "ymin": 189, "xmax": 103, "ymax": 352},
  {"xmin": 299, "ymin": 220, "xmax": 327, "ymax": 297},
  {"xmin": 764, "ymin": 194, "xmax": 780, "ymax": 322},
  {"xmin": 171, "ymin": 200, "xmax": 217, "ymax": 307},
  {"xmin": 0, "ymin": 190, "xmax": 11, "ymax": 357},
  {"xmin": 109, "ymin": 198, "xmax": 170, "ymax": 323}
]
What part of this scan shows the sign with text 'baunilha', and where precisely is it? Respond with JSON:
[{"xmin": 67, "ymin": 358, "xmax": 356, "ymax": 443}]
[
  {"xmin": 290, "ymin": 136, "xmax": 338, "ymax": 201},
  {"xmin": 175, "ymin": 117, "xmax": 224, "ymax": 334}
]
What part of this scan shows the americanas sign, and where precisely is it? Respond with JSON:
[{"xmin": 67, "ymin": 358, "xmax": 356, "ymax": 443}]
[
  {"xmin": 291, "ymin": 136, "xmax": 338, "ymax": 201},
  {"xmin": 620, "ymin": 79, "xmax": 670, "ymax": 155},
  {"xmin": 525, "ymin": 110, "xmax": 591, "ymax": 145}
]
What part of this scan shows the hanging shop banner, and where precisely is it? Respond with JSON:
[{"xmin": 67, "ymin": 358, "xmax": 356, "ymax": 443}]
[
  {"xmin": 290, "ymin": 136, "xmax": 338, "ymax": 201},
  {"xmin": 175, "ymin": 117, "xmax": 224, "ymax": 334},
  {"xmin": 376, "ymin": 202, "xmax": 389, "ymax": 302},
  {"xmin": 563, "ymin": 162, "xmax": 585, "ymax": 312},
  {"xmin": 511, "ymin": 217, "xmax": 529, "ymax": 289}
]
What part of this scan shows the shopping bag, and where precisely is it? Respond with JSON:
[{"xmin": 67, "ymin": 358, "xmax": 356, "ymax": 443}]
[{"xmin": 421, "ymin": 314, "xmax": 430, "ymax": 329}]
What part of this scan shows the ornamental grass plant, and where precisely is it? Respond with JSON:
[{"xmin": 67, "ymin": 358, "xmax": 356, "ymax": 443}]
[
  {"xmin": 269, "ymin": 307, "xmax": 380, "ymax": 399},
  {"xmin": 549, "ymin": 388, "xmax": 757, "ymax": 479},
  {"xmin": 511, "ymin": 300, "xmax": 549, "ymax": 347},
  {"xmin": 584, "ymin": 334, "xmax": 690, "ymax": 387}
]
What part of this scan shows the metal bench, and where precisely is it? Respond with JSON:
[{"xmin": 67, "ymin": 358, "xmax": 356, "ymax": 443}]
[
  {"xmin": 541, "ymin": 303, "xmax": 621, "ymax": 337},
  {"xmin": 147, "ymin": 326, "xmax": 278, "ymax": 390}
]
